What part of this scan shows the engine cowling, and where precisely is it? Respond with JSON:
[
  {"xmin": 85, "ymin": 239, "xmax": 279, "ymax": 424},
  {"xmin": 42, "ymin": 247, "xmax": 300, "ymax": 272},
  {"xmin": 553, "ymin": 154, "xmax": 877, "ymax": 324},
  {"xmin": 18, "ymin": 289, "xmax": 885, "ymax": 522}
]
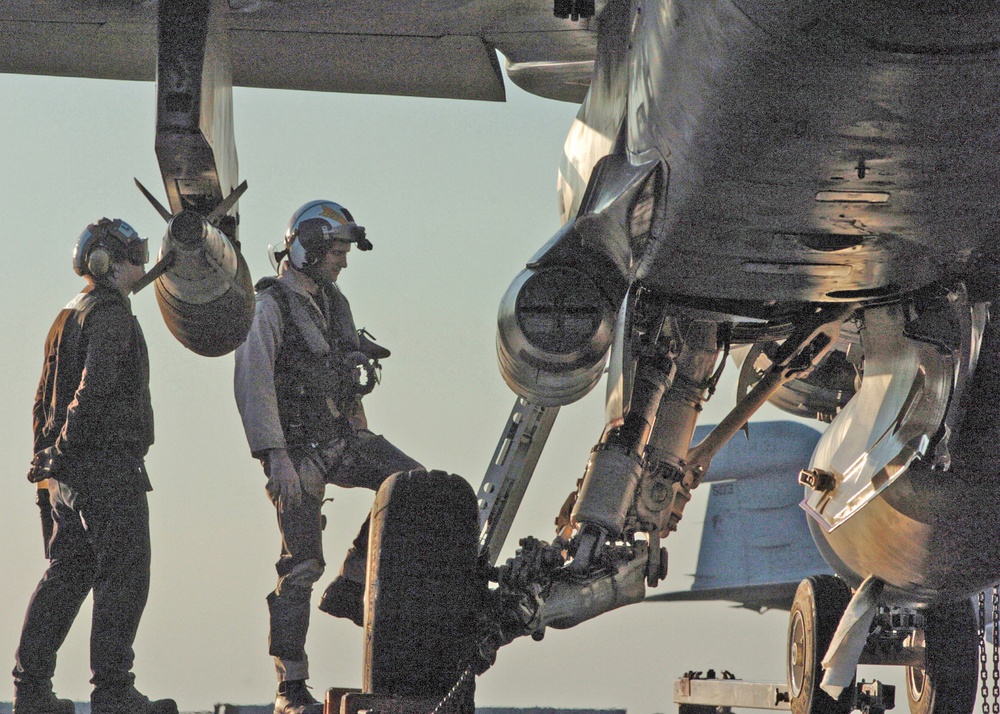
[{"xmin": 497, "ymin": 266, "xmax": 614, "ymax": 406}]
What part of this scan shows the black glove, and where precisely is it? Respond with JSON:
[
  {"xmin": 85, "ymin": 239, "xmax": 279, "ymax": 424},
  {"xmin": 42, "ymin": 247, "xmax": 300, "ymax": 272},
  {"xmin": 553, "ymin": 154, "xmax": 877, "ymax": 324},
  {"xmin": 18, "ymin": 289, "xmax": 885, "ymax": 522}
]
[
  {"xmin": 27, "ymin": 447, "xmax": 60, "ymax": 483},
  {"xmin": 342, "ymin": 350, "xmax": 369, "ymax": 369}
]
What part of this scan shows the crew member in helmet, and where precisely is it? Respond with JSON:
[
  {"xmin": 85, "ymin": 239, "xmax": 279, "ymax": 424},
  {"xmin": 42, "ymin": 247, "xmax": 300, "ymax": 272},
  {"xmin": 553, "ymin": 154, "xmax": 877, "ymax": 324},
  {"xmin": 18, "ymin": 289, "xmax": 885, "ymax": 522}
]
[
  {"xmin": 12, "ymin": 219, "xmax": 178, "ymax": 714},
  {"xmin": 234, "ymin": 200, "xmax": 423, "ymax": 714}
]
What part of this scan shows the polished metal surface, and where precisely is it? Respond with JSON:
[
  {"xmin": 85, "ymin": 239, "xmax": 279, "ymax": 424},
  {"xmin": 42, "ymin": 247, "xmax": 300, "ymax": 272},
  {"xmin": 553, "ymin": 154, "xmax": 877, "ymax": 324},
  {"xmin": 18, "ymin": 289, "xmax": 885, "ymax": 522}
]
[
  {"xmin": 157, "ymin": 212, "xmax": 243, "ymax": 306},
  {"xmin": 809, "ymin": 466, "xmax": 1000, "ymax": 607},
  {"xmin": 530, "ymin": 543, "xmax": 648, "ymax": 631},
  {"xmin": 497, "ymin": 266, "xmax": 614, "ymax": 406},
  {"xmin": 804, "ymin": 304, "xmax": 954, "ymax": 533},
  {"xmin": 153, "ymin": 211, "xmax": 254, "ymax": 357}
]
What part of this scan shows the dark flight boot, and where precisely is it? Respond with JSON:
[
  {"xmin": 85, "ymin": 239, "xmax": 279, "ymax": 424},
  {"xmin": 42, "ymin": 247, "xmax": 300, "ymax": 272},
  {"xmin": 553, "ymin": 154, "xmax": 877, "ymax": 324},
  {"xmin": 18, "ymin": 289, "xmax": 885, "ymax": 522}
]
[
  {"xmin": 318, "ymin": 576, "xmax": 364, "ymax": 626},
  {"xmin": 274, "ymin": 679, "xmax": 323, "ymax": 714},
  {"xmin": 90, "ymin": 685, "xmax": 178, "ymax": 714},
  {"xmin": 12, "ymin": 686, "xmax": 75, "ymax": 714}
]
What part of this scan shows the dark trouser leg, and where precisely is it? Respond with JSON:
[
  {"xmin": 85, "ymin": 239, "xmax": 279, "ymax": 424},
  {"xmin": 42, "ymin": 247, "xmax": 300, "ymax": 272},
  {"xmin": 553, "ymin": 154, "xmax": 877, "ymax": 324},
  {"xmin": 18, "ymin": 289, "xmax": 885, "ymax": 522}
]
[
  {"xmin": 268, "ymin": 486, "xmax": 325, "ymax": 682},
  {"xmin": 13, "ymin": 481, "xmax": 94, "ymax": 693},
  {"xmin": 329, "ymin": 431, "xmax": 423, "ymax": 582},
  {"xmin": 87, "ymin": 492, "xmax": 151, "ymax": 691}
]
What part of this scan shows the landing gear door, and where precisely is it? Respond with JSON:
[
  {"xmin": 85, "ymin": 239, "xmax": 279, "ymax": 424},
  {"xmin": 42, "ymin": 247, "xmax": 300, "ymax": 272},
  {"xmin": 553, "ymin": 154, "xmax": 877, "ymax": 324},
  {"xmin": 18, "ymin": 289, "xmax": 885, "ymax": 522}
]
[{"xmin": 803, "ymin": 303, "xmax": 955, "ymax": 532}]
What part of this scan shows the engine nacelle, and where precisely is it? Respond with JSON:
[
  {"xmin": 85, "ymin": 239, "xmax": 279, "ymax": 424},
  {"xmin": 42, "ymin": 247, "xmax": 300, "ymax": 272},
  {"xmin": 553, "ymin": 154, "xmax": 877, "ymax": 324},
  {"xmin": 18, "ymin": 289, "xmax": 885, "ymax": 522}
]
[
  {"xmin": 154, "ymin": 211, "xmax": 254, "ymax": 357},
  {"xmin": 497, "ymin": 266, "xmax": 614, "ymax": 406}
]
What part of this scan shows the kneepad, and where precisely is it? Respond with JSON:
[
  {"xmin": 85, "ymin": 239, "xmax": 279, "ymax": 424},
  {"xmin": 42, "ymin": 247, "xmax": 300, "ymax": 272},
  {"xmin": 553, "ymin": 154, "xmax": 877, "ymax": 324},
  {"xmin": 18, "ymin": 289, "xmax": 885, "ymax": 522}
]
[{"xmin": 279, "ymin": 558, "xmax": 325, "ymax": 592}]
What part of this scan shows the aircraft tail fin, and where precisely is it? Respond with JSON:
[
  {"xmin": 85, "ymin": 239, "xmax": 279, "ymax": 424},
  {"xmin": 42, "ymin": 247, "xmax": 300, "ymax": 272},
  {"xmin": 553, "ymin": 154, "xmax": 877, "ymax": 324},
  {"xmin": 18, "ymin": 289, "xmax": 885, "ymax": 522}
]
[{"xmin": 647, "ymin": 421, "xmax": 834, "ymax": 612}]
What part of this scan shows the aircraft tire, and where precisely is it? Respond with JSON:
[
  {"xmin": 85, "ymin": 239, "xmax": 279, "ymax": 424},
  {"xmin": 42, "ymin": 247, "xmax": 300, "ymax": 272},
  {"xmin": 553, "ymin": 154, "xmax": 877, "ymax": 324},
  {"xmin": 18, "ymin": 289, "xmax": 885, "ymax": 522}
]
[
  {"xmin": 905, "ymin": 597, "xmax": 978, "ymax": 714},
  {"xmin": 787, "ymin": 575, "xmax": 855, "ymax": 714},
  {"xmin": 363, "ymin": 469, "xmax": 481, "ymax": 712}
]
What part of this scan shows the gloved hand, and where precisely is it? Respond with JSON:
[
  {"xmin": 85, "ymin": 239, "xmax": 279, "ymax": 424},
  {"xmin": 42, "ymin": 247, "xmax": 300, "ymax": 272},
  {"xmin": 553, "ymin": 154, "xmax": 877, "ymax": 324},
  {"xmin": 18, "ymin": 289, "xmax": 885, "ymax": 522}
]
[
  {"xmin": 266, "ymin": 448, "xmax": 302, "ymax": 509},
  {"xmin": 342, "ymin": 352, "xmax": 380, "ymax": 396},
  {"xmin": 27, "ymin": 447, "xmax": 60, "ymax": 483},
  {"xmin": 343, "ymin": 351, "xmax": 369, "ymax": 368}
]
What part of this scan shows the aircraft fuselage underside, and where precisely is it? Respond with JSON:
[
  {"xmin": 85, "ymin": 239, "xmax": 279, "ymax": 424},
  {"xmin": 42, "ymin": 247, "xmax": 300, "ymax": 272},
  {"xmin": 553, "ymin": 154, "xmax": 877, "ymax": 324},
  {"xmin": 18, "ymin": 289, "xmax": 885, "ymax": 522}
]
[
  {"xmin": 560, "ymin": 0, "xmax": 1000, "ymax": 310},
  {"xmin": 491, "ymin": 0, "xmax": 1000, "ymax": 657}
]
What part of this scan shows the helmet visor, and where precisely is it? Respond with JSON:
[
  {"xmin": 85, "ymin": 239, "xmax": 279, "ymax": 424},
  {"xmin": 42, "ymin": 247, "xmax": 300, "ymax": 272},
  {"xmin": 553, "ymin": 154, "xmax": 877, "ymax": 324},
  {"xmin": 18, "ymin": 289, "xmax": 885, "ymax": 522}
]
[
  {"xmin": 297, "ymin": 219, "xmax": 366, "ymax": 253},
  {"xmin": 126, "ymin": 237, "xmax": 150, "ymax": 266},
  {"xmin": 322, "ymin": 221, "xmax": 371, "ymax": 251}
]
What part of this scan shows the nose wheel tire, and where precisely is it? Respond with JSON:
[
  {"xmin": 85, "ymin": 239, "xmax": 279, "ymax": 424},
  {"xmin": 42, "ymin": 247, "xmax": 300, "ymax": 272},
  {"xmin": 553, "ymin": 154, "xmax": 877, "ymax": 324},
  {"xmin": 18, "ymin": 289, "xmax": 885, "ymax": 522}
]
[
  {"xmin": 787, "ymin": 575, "xmax": 855, "ymax": 714},
  {"xmin": 363, "ymin": 470, "xmax": 482, "ymax": 713},
  {"xmin": 905, "ymin": 597, "xmax": 978, "ymax": 714}
]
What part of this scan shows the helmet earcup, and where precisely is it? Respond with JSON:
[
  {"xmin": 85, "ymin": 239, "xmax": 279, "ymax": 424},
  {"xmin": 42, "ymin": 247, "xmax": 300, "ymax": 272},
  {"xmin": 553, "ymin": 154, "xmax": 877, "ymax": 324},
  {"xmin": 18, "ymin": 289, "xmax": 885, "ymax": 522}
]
[
  {"xmin": 87, "ymin": 246, "xmax": 111, "ymax": 277},
  {"xmin": 288, "ymin": 237, "xmax": 308, "ymax": 270},
  {"xmin": 73, "ymin": 218, "xmax": 145, "ymax": 278}
]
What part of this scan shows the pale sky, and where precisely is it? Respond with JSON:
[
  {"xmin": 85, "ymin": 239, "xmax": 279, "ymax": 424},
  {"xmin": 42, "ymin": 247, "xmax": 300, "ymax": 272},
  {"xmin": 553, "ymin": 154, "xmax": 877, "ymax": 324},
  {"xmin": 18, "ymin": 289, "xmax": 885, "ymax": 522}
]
[{"xmin": 0, "ymin": 70, "xmax": 907, "ymax": 712}]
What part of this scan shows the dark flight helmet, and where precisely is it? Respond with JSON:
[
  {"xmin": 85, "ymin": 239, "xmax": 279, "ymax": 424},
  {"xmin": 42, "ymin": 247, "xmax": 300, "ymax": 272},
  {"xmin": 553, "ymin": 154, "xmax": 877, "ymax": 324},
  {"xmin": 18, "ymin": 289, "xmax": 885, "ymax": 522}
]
[{"xmin": 72, "ymin": 218, "xmax": 149, "ymax": 278}]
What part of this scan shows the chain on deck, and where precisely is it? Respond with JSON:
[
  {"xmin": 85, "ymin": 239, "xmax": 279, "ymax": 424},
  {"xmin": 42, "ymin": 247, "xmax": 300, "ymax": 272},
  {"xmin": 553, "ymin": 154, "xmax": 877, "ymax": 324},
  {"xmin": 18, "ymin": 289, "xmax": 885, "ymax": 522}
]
[{"xmin": 979, "ymin": 586, "xmax": 1000, "ymax": 713}]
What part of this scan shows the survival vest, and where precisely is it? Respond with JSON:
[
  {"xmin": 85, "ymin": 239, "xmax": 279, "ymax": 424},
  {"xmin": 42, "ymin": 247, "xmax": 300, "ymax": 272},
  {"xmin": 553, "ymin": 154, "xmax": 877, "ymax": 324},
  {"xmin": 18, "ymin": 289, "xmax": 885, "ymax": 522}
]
[
  {"xmin": 33, "ymin": 283, "xmax": 154, "ymax": 492},
  {"xmin": 256, "ymin": 276, "xmax": 361, "ymax": 450}
]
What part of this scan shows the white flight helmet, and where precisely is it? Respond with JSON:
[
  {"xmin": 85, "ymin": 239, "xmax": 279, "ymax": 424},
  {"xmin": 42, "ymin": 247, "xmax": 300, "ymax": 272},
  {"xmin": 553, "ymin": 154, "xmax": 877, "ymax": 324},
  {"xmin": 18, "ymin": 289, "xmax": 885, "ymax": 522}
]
[
  {"xmin": 72, "ymin": 218, "xmax": 149, "ymax": 278},
  {"xmin": 270, "ymin": 200, "xmax": 371, "ymax": 272}
]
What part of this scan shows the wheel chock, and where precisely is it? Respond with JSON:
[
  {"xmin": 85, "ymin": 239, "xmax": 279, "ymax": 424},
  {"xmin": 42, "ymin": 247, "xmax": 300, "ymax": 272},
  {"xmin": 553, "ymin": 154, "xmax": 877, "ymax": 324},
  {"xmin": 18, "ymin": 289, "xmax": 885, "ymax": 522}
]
[
  {"xmin": 335, "ymin": 691, "xmax": 447, "ymax": 714},
  {"xmin": 325, "ymin": 687, "xmax": 361, "ymax": 714}
]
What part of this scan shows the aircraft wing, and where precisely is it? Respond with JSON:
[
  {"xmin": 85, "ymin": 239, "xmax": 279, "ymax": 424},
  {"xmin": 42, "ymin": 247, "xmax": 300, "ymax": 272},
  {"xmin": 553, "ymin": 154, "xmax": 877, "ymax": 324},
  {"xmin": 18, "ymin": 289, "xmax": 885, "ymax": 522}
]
[
  {"xmin": 0, "ymin": 0, "xmax": 600, "ymax": 354},
  {"xmin": 0, "ymin": 0, "xmax": 600, "ymax": 102},
  {"xmin": 647, "ymin": 421, "xmax": 834, "ymax": 612}
]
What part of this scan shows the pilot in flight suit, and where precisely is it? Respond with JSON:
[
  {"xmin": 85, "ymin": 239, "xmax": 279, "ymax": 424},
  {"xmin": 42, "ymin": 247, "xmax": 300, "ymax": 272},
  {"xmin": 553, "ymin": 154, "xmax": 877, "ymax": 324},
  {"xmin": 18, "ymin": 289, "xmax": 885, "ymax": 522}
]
[{"xmin": 234, "ymin": 200, "xmax": 422, "ymax": 714}]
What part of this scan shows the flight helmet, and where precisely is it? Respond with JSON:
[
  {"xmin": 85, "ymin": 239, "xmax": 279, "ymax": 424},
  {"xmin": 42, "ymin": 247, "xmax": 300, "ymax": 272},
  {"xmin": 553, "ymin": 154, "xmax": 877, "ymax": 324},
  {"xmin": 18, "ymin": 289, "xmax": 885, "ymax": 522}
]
[
  {"xmin": 277, "ymin": 200, "xmax": 371, "ymax": 271},
  {"xmin": 72, "ymin": 218, "xmax": 149, "ymax": 278}
]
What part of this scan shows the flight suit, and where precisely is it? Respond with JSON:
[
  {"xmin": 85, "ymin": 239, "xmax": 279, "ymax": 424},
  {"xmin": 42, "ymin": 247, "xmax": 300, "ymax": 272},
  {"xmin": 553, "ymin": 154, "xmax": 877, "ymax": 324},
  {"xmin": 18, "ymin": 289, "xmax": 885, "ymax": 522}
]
[
  {"xmin": 14, "ymin": 283, "xmax": 155, "ymax": 699},
  {"xmin": 234, "ymin": 265, "xmax": 421, "ymax": 682}
]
